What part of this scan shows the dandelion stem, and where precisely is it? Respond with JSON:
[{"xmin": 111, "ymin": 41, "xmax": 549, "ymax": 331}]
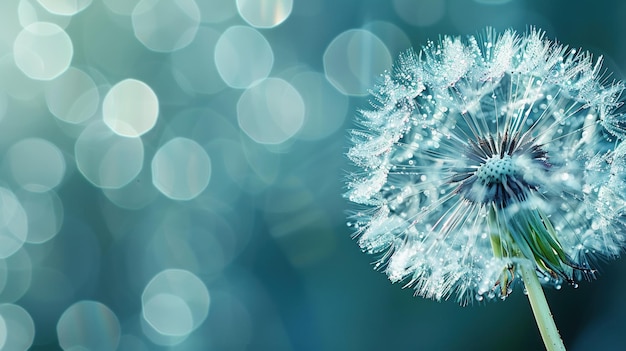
[{"xmin": 519, "ymin": 262, "xmax": 566, "ymax": 351}]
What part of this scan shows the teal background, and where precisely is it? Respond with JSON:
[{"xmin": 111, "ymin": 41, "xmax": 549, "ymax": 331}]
[{"xmin": 0, "ymin": 0, "xmax": 625, "ymax": 350}]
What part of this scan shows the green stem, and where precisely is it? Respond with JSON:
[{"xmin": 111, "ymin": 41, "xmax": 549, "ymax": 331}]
[{"xmin": 519, "ymin": 262, "xmax": 566, "ymax": 351}]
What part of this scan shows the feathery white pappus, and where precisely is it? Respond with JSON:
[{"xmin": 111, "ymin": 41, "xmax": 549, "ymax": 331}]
[{"xmin": 345, "ymin": 28, "xmax": 626, "ymax": 305}]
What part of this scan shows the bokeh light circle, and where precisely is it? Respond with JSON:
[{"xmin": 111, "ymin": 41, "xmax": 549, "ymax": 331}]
[
  {"xmin": 0, "ymin": 189, "xmax": 28, "ymax": 259},
  {"xmin": 17, "ymin": 190, "xmax": 64, "ymax": 244},
  {"xmin": 36, "ymin": 0, "xmax": 92, "ymax": 16},
  {"xmin": 236, "ymin": 0, "xmax": 293, "ymax": 28},
  {"xmin": 75, "ymin": 120, "xmax": 145, "ymax": 189},
  {"xmin": 103, "ymin": 79, "xmax": 159, "ymax": 137},
  {"xmin": 363, "ymin": 20, "xmax": 412, "ymax": 58},
  {"xmin": 7, "ymin": 138, "xmax": 66, "ymax": 192},
  {"xmin": 237, "ymin": 77, "xmax": 304, "ymax": 144},
  {"xmin": 143, "ymin": 293, "xmax": 193, "ymax": 336},
  {"xmin": 57, "ymin": 300, "xmax": 121, "ymax": 351},
  {"xmin": 18, "ymin": 0, "xmax": 72, "ymax": 29},
  {"xmin": 290, "ymin": 71, "xmax": 348, "ymax": 140},
  {"xmin": 139, "ymin": 313, "xmax": 188, "ymax": 346},
  {"xmin": 45, "ymin": 67, "xmax": 99, "ymax": 124},
  {"xmin": 0, "ymin": 303, "xmax": 35, "ymax": 351},
  {"xmin": 141, "ymin": 269, "xmax": 210, "ymax": 337},
  {"xmin": 214, "ymin": 26, "xmax": 274, "ymax": 89},
  {"xmin": 13, "ymin": 21, "xmax": 73, "ymax": 80},
  {"xmin": 131, "ymin": 0, "xmax": 201, "ymax": 53},
  {"xmin": 151, "ymin": 138, "xmax": 211, "ymax": 201},
  {"xmin": 323, "ymin": 29, "xmax": 392, "ymax": 96}
]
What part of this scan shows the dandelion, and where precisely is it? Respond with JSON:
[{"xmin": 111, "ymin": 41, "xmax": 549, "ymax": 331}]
[{"xmin": 345, "ymin": 28, "xmax": 626, "ymax": 351}]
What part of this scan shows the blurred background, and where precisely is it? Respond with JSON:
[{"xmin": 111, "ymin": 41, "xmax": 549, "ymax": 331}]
[{"xmin": 0, "ymin": 0, "xmax": 624, "ymax": 350}]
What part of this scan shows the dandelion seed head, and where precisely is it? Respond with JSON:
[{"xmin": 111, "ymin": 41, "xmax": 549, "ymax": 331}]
[{"xmin": 345, "ymin": 28, "xmax": 626, "ymax": 305}]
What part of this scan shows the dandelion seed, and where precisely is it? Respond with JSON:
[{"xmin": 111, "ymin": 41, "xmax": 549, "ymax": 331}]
[{"xmin": 345, "ymin": 27, "xmax": 626, "ymax": 350}]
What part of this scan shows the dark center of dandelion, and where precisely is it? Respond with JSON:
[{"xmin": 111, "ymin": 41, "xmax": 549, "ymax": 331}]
[
  {"xmin": 450, "ymin": 133, "xmax": 550, "ymax": 208},
  {"xmin": 475, "ymin": 155, "xmax": 515, "ymax": 185}
]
